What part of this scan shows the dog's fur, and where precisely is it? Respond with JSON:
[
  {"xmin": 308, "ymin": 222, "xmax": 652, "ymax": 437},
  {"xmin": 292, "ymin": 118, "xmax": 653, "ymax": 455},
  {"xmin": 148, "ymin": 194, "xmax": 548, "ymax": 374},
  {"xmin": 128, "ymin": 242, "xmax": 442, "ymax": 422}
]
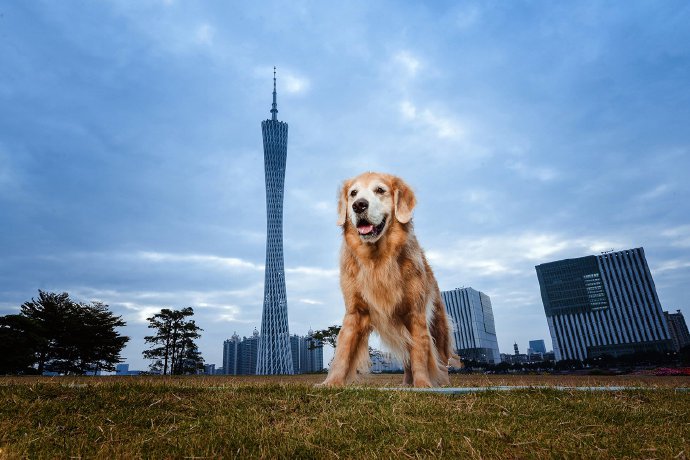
[{"xmin": 320, "ymin": 172, "xmax": 461, "ymax": 388}]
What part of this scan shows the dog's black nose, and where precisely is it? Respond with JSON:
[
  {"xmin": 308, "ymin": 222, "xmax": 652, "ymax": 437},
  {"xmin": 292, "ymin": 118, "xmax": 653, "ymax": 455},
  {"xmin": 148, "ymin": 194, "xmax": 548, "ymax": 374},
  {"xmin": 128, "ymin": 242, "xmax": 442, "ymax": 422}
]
[{"xmin": 352, "ymin": 198, "xmax": 369, "ymax": 214}]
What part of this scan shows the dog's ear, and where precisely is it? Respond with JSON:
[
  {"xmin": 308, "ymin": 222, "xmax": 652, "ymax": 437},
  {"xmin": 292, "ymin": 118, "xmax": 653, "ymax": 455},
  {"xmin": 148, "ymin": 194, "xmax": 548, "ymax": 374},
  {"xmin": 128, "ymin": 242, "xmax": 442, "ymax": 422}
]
[
  {"xmin": 393, "ymin": 177, "xmax": 416, "ymax": 224},
  {"xmin": 336, "ymin": 179, "xmax": 351, "ymax": 226}
]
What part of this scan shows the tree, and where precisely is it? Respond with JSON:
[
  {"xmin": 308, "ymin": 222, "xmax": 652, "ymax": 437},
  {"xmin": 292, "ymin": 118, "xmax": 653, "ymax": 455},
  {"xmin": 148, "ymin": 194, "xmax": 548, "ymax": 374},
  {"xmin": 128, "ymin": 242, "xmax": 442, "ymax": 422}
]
[
  {"xmin": 309, "ymin": 325, "xmax": 342, "ymax": 350},
  {"xmin": 1, "ymin": 290, "xmax": 129, "ymax": 375},
  {"xmin": 0, "ymin": 315, "xmax": 41, "ymax": 375},
  {"xmin": 143, "ymin": 307, "xmax": 204, "ymax": 375}
]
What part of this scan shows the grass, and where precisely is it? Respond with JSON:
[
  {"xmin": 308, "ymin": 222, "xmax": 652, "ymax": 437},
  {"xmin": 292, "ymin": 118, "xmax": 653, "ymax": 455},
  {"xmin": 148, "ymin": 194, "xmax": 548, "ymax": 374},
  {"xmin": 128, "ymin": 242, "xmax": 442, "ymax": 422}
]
[{"xmin": 0, "ymin": 374, "xmax": 689, "ymax": 459}]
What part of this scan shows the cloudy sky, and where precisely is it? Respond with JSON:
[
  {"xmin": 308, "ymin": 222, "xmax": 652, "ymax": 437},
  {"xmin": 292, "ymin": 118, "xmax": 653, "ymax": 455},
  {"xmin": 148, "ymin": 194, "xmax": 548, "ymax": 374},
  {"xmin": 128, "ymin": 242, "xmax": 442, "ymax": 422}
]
[{"xmin": 1, "ymin": 1, "xmax": 689, "ymax": 370}]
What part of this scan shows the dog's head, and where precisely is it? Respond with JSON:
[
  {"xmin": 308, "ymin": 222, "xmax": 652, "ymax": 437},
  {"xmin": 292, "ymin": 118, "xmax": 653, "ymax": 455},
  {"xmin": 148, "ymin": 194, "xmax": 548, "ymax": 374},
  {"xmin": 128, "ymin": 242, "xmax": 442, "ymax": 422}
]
[{"xmin": 337, "ymin": 172, "xmax": 416, "ymax": 243}]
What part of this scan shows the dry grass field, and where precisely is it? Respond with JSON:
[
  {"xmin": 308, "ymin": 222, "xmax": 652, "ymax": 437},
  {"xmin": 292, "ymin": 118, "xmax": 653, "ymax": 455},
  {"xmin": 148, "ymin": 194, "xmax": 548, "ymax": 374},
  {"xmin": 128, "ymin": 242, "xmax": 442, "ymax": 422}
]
[{"xmin": 1, "ymin": 374, "xmax": 689, "ymax": 459}]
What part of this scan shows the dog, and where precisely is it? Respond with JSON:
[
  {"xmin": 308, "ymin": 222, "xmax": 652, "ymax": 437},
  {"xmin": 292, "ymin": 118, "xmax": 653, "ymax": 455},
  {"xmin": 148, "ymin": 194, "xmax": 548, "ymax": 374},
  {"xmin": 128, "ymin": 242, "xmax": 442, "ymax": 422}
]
[{"xmin": 320, "ymin": 172, "xmax": 461, "ymax": 388}]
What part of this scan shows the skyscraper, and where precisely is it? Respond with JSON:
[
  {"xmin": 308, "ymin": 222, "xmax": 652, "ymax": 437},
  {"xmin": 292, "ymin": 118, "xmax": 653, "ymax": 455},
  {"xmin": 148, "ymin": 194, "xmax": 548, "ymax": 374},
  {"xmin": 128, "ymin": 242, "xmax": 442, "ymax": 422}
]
[
  {"xmin": 256, "ymin": 68, "xmax": 294, "ymax": 375},
  {"xmin": 223, "ymin": 329, "xmax": 261, "ymax": 375},
  {"xmin": 289, "ymin": 331, "xmax": 325, "ymax": 374},
  {"xmin": 664, "ymin": 310, "xmax": 690, "ymax": 352},
  {"xmin": 536, "ymin": 247, "xmax": 673, "ymax": 361},
  {"xmin": 441, "ymin": 287, "xmax": 501, "ymax": 364}
]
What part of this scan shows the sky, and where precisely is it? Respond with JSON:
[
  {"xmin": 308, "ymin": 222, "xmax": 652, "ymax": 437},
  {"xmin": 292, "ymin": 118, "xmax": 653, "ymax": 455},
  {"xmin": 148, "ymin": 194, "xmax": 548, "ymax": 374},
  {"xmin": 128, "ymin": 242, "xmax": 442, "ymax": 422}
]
[{"xmin": 1, "ymin": 1, "xmax": 689, "ymax": 371}]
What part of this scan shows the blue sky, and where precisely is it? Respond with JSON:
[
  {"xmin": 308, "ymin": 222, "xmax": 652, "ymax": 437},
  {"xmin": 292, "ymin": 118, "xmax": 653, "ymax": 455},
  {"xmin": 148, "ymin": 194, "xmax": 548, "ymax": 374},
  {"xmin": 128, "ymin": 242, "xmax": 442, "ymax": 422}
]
[{"xmin": 1, "ymin": 1, "xmax": 689, "ymax": 370}]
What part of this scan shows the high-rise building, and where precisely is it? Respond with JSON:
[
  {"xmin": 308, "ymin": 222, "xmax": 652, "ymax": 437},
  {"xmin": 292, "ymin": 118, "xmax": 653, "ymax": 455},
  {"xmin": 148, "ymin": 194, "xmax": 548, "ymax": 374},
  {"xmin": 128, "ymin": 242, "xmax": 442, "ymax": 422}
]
[
  {"xmin": 256, "ymin": 68, "xmax": 294, "ymax": 375},
  {"xmin": 223, "ymin": 332, "xmax": 240, "ymax": 375},
  {"xmin": 223, "ymin": 329, "xmax": 261, "ymax": 375},
  {"xmin": 529, "ymin": 339, "xmax": 547, "ymax": 355},
  {"xmin": 536, "ymin": 247, "xmax": 673, "ymax": 361},
  {"xmin": 289, "ymin": 331, "xmax": 324, "ymax": 374},
  {"xmin": 304, "ymin": 331, "xmax": 324, "ymax": 373},
  {"xmin": 664, "ymin": 310, "xmax": 690, "ymax": 352},
  {"xmin": 441, "ymin": 287, "xmax": 501, "ymax": 364}
]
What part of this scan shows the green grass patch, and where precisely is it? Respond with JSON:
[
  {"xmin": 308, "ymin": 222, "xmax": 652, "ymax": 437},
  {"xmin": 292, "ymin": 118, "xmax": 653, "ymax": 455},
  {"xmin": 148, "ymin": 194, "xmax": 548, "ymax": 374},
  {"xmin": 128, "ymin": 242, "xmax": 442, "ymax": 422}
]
[{"xmin": 0, "ymin": 375, "xmax": 688, "ymax": 458}]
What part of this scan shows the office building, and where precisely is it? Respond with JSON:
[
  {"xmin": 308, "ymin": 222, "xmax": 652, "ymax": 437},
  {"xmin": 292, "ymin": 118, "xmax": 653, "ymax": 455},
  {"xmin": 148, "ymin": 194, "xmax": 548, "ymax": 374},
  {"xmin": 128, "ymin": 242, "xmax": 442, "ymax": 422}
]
[
  {"xmin": 257, "ymin": 68, "xmax": 294, "ymax": 375},
  {"xmin": 664, "ymin": 310, "xmax": 690, "ymax": 351},
  {"xmin": 441, "ymin": 287, "xmax": 501, "ymax": 364},
  {"xmin": 528, "ymin": 339, "xmax": 547, "ymax": 355},
  {"xmin": 536, "ymin": 247, "xmax": 672, "ymax": 361}
]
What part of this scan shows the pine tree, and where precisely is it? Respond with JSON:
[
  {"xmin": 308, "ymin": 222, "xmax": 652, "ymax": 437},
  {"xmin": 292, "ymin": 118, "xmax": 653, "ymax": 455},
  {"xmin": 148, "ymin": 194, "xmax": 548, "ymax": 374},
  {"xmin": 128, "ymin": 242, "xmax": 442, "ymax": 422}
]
[
  {"xmin": 143, "ymin": 307, "xmax": 204, "ymax": 375},
  {"xmin": 7, "ymin": 290, "xmax": 129, "ymax": 375}
]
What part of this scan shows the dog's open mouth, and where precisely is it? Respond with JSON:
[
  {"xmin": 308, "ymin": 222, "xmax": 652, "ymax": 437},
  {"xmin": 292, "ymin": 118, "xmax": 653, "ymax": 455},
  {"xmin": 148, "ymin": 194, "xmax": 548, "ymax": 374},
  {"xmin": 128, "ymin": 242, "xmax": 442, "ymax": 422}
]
[{"xmin": 356, "ymin": 217, "xmax": 387, "ymax": 238}]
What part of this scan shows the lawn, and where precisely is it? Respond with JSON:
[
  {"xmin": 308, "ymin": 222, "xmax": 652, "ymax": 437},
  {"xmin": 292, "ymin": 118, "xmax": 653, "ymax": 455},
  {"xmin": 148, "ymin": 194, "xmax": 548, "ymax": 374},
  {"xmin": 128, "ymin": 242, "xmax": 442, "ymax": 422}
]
[{"xmin": 1, "ymin": 374, "xmax": 688, "ymax": 459}]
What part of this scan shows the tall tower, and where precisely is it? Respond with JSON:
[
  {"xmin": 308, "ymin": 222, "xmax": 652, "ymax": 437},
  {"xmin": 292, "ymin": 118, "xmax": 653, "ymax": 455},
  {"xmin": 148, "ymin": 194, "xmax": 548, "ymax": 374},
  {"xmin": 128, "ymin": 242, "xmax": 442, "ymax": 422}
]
[{"xmin": 256, "ymin": 67, "xmax": 294, "ymax": 375}]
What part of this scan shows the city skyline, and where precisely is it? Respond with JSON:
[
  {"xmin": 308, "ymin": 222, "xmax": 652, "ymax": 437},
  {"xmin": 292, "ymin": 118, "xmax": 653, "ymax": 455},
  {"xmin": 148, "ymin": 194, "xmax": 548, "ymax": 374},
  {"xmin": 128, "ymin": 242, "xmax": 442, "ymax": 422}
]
[{"xmin": 1, "ymin": 2, "xmax": 689, "ymax": 370}]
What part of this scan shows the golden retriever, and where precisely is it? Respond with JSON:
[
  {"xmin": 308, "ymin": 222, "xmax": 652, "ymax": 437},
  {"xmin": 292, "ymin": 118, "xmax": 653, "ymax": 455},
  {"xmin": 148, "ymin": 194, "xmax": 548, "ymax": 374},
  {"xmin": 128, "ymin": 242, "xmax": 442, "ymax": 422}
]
[{"xmin": 320, "ymin": 172, "xmax": 461, "ymax": 388}]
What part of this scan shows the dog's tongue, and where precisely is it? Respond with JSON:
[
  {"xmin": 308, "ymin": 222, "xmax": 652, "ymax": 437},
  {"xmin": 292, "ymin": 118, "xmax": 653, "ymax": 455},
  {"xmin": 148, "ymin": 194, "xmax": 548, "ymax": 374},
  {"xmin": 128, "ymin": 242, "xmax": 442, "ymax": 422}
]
[{"xmin": 357, "ymin": 224, "xmax": 374, "ymax": 235}]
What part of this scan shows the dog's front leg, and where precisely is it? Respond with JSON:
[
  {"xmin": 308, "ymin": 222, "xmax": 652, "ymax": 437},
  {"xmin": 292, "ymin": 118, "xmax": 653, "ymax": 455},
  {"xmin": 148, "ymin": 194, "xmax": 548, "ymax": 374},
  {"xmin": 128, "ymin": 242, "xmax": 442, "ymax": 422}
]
[
  {"xmin": 408, "ymin": 314, "xmax": 434, "ymax": 388},
  {"xmin": 319, "ymin": 310, "xmax": 370, "ymax": 387}
]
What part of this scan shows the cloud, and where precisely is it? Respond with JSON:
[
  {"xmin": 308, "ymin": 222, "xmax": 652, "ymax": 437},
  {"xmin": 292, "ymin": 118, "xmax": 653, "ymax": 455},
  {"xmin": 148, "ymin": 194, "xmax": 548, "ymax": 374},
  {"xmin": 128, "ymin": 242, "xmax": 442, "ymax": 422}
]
[
  {"xmin": 427, "ymin": 232, "xmax": 631, "ymax": 278},
  {"xmin": 136, "ymin": 251, "xmax": 264, "ymax": 271},
  {"xmin": 399, "ymin": 100, "xmax": 463, "ymax": 139},
  {"xmin": 194, "ymin": 23, "xmax": 215, "ymax": 46},
  {"xmin": 285, "ymin": 266, "xmax": 339, "ymax": 278},
  {"xmin": 283, "ymin": 74, "xmax": 310, "ymax": 94},
  {"xmin": 507, "ymin": 160, "xmax": 559, "ymax": 182},
  {"xmin": 394, "ymin": 51, "xmax": 422, "ymax": 76},
  {"xmin": 453, "ymin": 4, "xmax": 481, "ymax": 30},
  {"xmin": 661, "ymin": 225, "xmax": 690, "ymax": 248},
  {"xmin": 637, "ymin": 184, "xmax": 671, "ymax": 201},
  {"xmin": 298, "ymin": 298, "xmax": 324, "ymax": 305},
  {"xmin": 651, "ymin": 259, "xmax": 690, "ymax": 274}
]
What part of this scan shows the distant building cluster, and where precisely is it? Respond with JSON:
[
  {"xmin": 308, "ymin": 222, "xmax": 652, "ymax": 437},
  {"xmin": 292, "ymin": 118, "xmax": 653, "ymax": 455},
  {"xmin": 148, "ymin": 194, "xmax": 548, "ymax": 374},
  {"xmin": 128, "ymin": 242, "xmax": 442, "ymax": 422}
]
[
  {"xmin": 115, "ymin": 364, "xmax": 143, "ymax": 376},
  {"xmin": 371, "ymin": 352, "xmax": 403, "ymax": 373},
  {"xmin": 433, "ymin": 246, "xmax": 689, "ymax": 367},
  {"xmin": 223, "ymin": 329, "xmax": 323, "ymax": 375}
]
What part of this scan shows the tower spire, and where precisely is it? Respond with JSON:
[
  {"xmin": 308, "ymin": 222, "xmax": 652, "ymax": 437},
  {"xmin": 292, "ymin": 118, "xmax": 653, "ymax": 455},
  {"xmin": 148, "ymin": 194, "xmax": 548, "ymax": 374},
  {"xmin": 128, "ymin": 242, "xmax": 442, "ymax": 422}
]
[{"xmin": 271, "ymin": 66, "xmax": 278, "ymax": 121}]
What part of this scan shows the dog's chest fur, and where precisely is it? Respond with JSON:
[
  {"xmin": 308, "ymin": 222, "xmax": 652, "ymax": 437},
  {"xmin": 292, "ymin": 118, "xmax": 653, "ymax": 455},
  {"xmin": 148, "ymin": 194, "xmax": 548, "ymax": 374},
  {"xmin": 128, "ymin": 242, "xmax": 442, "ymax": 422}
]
[{"xmin": 355, "ymin": 257, "xmax": 404, "ymax": 322}]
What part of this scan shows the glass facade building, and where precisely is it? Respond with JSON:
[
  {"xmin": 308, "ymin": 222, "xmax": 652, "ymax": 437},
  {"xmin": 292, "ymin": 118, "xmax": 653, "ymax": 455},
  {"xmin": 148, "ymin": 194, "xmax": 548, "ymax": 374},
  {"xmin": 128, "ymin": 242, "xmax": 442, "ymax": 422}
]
[
  {"xmin": 528, "ymin": 339, "xmax": 547, "ymax": 355},
  {"xmin": 441, "ymin": 287, "xmax": 501, "ymax": 364},
  {"xmin": 256, "ymin": 69, "xmax": 294, "ymax": 375},
  {"xmin": 223, "ymin": 329, "xmax": 260, "ymax": 375},
  {"xmin": 536, "ymin": 247, "xmax": 672, "ymax": 361}
]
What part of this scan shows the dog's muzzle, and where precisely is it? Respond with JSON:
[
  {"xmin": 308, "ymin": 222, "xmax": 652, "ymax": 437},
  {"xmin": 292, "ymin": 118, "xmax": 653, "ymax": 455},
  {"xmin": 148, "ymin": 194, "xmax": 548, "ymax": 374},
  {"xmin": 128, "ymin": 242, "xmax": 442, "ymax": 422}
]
[{"xmin": 356, "ymin": 216, "xmax": 387, "ymax": 238}]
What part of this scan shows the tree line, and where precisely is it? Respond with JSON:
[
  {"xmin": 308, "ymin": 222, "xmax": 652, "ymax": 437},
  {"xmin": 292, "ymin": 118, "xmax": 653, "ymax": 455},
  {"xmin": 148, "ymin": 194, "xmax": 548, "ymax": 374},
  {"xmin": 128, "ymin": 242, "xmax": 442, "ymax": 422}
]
[
  {"xmin": 0, "ymin": 290, "xmax": 205, "ymax": 376},
  {"xmin": 0, "ymin": 291, "xmax": 129, "ymax": 375}
]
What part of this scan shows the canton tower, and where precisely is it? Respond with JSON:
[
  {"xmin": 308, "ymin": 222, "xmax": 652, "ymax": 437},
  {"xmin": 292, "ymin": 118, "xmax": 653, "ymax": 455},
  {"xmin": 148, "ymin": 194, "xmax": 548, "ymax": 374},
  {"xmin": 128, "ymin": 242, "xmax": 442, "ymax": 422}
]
[{"xmin": 256, "ymin": 67, "xmax": 294, "ymax": 375}]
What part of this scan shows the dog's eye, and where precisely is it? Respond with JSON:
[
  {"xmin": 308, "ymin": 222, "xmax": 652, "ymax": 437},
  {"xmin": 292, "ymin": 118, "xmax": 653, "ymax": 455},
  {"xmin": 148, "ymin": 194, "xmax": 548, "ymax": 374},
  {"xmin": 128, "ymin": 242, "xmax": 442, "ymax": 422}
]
[
  {"xmin": 375, "ymin": 187, "xmax": 386, "ymax": 194},
  {"xmin": 350, "ymin": 190, "xmax": 357, "ymax": 197}
]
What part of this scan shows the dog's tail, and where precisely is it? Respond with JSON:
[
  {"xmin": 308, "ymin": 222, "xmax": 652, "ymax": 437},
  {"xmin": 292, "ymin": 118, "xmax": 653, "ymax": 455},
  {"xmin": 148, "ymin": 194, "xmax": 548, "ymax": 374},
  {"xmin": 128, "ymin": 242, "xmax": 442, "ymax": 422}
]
[{"xmin": 447, "ymin": 353, "xmax": 464, "ymax": 369}]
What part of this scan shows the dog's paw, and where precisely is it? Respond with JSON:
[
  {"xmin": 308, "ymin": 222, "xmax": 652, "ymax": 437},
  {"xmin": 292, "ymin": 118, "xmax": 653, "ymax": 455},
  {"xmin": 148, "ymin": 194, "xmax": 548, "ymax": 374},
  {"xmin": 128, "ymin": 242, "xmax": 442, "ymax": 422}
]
[
  {"xmin": 315, "ymin": 379, "xmax": 344, "ymax": 388},
  {"xmin": 412, "ymin": 378, "xmax": 433, "ymax": 388}
]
